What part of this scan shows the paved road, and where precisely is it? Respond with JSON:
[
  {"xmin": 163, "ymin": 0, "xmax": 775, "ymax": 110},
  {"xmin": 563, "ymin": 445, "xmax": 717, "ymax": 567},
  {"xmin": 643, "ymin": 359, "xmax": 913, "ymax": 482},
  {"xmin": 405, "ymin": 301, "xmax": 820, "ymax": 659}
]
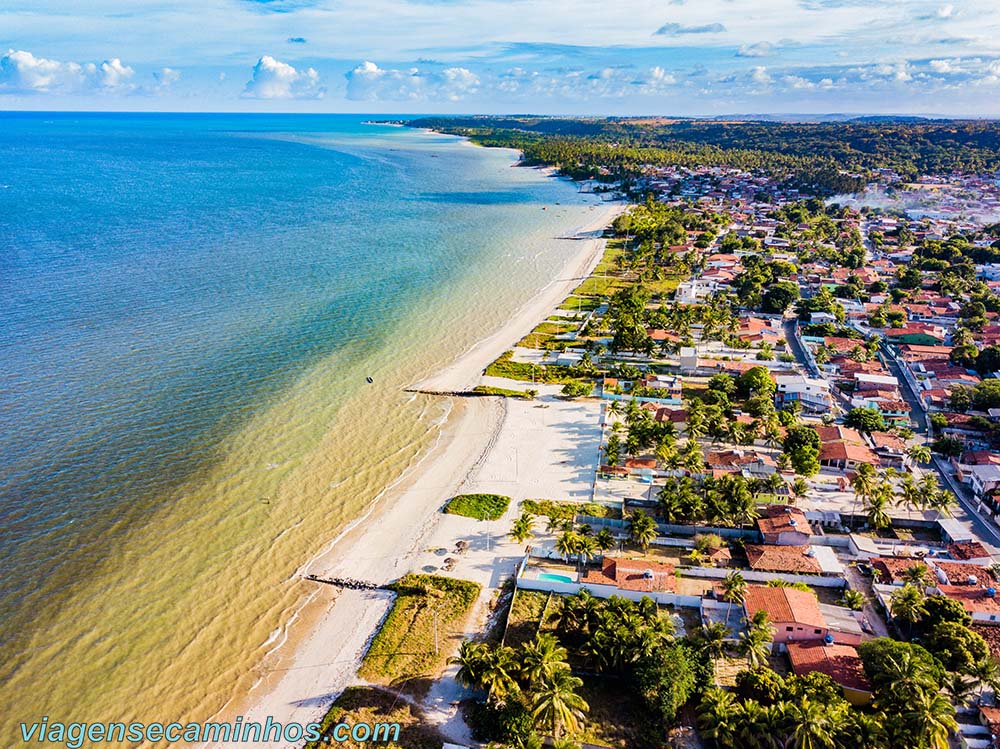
[
  {"xmin": 881, "ymin": 344, "xmax": 1000, "ymax": 549},
  {"xmin": 782, "ymin": 318, "xmax": 820, "ymax": 377}
]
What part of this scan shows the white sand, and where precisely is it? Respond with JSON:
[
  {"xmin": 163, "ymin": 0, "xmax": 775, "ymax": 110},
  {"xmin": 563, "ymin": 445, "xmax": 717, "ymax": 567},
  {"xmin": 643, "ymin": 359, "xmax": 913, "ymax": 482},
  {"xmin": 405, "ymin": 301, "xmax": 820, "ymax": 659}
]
[{"xmin": 202, "ymin": 202, "xmax": 620, "ymax": 749}]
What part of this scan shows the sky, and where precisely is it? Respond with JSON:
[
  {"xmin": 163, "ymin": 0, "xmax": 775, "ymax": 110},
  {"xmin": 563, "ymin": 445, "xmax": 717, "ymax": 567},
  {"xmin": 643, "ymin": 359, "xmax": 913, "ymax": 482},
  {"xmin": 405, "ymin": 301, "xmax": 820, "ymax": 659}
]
[{"xmin": 3, "ymin": 0, "xmax": 1000, "ymax": 115}]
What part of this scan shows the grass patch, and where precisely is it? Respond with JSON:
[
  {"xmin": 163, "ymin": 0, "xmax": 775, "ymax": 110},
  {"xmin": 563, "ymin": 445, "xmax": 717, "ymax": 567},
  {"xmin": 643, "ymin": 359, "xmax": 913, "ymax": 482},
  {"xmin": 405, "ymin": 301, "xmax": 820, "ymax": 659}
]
[
  {"xmin": 516, "ymin": 321, "xmax": 578, "ymax": 349},
  {"xmin": 575, "ymin": 675, "xmax": 651, "ymax": 749},
  {"xmin": 484, "ymin": 350, "xmax": 582, "ymax": 384},
  {"xmin": 522, "ymin": 498, "xmax": 622, "ymax": 521},
  {"xmin": 503, "ymin": 589, "xmax": 551, "ymax": 648},
  {"xmin": 572, "ymin": 274, "xmax": 629, "ymax": 297},
  {"xmin": 445, "ymin": 493, "xmax": 511, "ymax": 520},
  {"xmin": 558, "ymin": 296, "xmax": 602, "ymax": 312},
  {"xmin": 358, "ymin": 574, "xmax": 481, "ymax": 692},
  {"xmin": 471, "ymin": 385, "xmax": 534, "ymax": 399},
  {"xmin": 304, "ymin": 686, "xmax": 445, "ymax": 749}
]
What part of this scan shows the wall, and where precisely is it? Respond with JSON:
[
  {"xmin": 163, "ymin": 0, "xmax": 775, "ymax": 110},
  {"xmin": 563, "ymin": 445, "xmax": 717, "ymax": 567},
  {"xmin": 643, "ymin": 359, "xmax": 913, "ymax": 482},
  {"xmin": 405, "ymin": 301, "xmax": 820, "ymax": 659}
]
[{"xmin": 682, "ymin": 566, "xmax": 847, "ymax": 588}]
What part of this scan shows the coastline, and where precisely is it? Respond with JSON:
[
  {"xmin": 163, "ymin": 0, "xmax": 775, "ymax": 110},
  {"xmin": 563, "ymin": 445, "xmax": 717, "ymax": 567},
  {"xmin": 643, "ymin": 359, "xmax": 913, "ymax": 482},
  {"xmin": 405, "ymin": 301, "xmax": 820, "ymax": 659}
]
[{"xmin": 205, "ymin": 197, "xmax": 624, "ymax": 747}]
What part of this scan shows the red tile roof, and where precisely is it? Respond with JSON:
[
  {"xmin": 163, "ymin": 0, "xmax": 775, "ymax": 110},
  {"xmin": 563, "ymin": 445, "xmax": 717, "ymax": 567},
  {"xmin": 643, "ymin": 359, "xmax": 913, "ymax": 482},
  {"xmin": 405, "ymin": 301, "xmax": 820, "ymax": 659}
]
[
  {"xmin": 581, "ymin": 557, "xmax": 677, "ymax": 593},
  {"xmin": 786, "ymin": 642, "xmax": 871, "ymax": 693},
  {"xmin": 818, "ymin": 441, "xmax": 881, "ymax": 465},
  {"xmin": 938, "ymin": 585, "xmax": 1000, "ymax": 615},
  {"xmin": 757, "ymin": 505, "xmax": 810, "ymax": 537},
  {"xmin": 950, "ymin": 541, "xmax": 993, "ymax": 561},
  {"xmin": 743, "ymin": 585, "xmax": 826, "ymax": 629},
  {"xmin": 869, "ymin": 557, "xmax": 927, "ymax": 585}
]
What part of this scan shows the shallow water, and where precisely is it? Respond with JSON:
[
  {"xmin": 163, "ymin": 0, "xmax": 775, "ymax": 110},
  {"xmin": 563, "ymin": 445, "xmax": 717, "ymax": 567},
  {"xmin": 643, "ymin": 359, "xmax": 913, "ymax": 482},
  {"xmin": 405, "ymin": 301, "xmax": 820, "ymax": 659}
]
[{"xmin": 0, "ymin": 113, "xmax": 603, "ymax": 739}]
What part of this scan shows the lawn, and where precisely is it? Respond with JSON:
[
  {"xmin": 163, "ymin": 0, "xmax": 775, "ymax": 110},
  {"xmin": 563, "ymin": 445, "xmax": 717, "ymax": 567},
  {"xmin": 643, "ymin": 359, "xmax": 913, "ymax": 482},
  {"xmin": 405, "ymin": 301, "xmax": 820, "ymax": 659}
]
[
  {"xmin": 521, "ymin": 498, "xmax": 622, "ymax": 521},
  {"xmin": 444, "ymin": 493, "xmax": 511, "ymax": 520},
  {"xmin": 503, "ymin": 589, "xmax": 551, "ymax": 648},
  {"xmin": 484, "ymin": 350, "xmax": 583, "ymax": 384},
  {"xmin": 558, "ymin": 295, "xmax": 603, "ymax": 312},
  {"xmin": 575, "ymin": 675, "xmax": 653, "ymax": 749},
  {"xmin": 471, "ymin": 385, "xmax": 535, "ymax": 399},
  {"xmin": 304, "ymin": 686, "xmax": 446, "ymax": 749},
  {"xmin": 358, "ymin": 574, "xmax": 481, "ymax": 694}
]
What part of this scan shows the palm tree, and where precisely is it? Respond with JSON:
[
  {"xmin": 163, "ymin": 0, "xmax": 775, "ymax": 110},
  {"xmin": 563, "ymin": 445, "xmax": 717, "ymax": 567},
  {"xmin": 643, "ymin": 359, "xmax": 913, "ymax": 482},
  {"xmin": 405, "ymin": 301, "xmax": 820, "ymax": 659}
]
[
  {"xmin": 626, "ymin": 510, "xmax": 657, "ymax": 552},
  {"xmin": 864, "ymin": 491, "xmax": 892, "ymax": 531},
  {"xmin": 594, "ymin": 528, "xmax": 616, "ymax": 554},
  {"xmin": 970, "ymin": 657, "xmax": 1000, "ymax": 703},
  {"xmin": 740, "ymin": 626, "xmax": 773, "ymax": 669},
  {"xmin": 896, "ymin": 473, "xmax": 923, "ymax": 519},
  {"xmin": 907, "ymin": 444, "xmax": 931, "ymax": 466},
  {"xmin": 450, "ymin": 640, "xmax": 489, "ymax": 693},
  {"xmin": 850, "ymin": 463, "xmax": 878, "ymax": 529},
  {"xmin": 889, "ymin": 583, "xmax": 927, "ymax": 638},
  {"xmin": 698, "ymin": 688, "xmax": 739, "ymax": 747},
  {"xmin": 903, "ymin": 689, "xmax": 957, "ymax": 749},
  {"xmin": 943, "ymin": 672, "xmax": 977, "ymax": 708},
  {"xmin": 696, "ymin": 621, "xmax": 731, "ymax": 664},
  {"xmin": 840, "ymin": 589, "xmax": 866, "ymax": 611},
  {"xmin": 899, "ymin": 563, "xmax": 931, "ymax": 589},
  {"xmin": 520, "ymin": 633, "xmax": 570, "ymax": 686},
  {"xmin": 555, "ymin": 531, "xmax": 578, "ymax": 563},
  {"xmin": 721, "ymin": 570, "xmax": 747, "ymax": 629},
  {"xmin": 510, "ymin": 513, "xmax": 535, "ymax": 544},
  {"xmin": 530, "ymin": 669, "xmax": 589, "ymax": 738},
  {"xmin": 785, "ymin": 698, "xmax": 838, "ymax": 749},
  {"xmin": 481, "ymin": 645, "xmax": 521, "ymax": 705},
  {"xmin": 574, "ymin": 534, "xmax": 598, "ymax": 569}
]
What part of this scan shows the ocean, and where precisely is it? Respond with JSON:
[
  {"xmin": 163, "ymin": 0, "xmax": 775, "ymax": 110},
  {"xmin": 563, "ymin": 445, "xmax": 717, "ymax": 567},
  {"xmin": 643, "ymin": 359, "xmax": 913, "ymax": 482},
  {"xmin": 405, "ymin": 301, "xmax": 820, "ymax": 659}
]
[{"xmin": 0, "ymin": 113, "xmax": 603, "ymax": 738}]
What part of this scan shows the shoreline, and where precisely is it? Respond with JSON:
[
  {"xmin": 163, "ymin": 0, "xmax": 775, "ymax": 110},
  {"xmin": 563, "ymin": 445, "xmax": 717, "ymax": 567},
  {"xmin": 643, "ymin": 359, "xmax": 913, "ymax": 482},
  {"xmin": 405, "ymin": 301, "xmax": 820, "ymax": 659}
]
[{"xmin": 204, "ymin": 196, "xmax": 624, "ymax": 746}]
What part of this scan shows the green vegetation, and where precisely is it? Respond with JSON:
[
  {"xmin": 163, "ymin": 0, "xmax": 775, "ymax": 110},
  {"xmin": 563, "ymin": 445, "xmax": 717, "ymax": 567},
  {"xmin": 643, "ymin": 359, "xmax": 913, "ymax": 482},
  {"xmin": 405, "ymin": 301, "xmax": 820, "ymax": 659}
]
[
  {"xmin": 484, "ymin": 350, "xmax": 583, "ymax": 384},
  {"xmin": 517, "ymin": 321, "xmax": 579, "ymax": 349},
  {"xmin": 521, "ymin": 498, "xmax": 620, "ymax": 521},
  {"xmin": 445, "ymin": 493, "xmax": 512, "ymax": 520},
  {"xmin": 358, "ymin": 575, "xmax": 481, "ymax": 691},
  {"xmin": 471, "ymin": 385, "xmax": 536, "ymax": 399},
  {"xmin": 304, "ymin": 686, "xmax": 444, "ymax": 749}
]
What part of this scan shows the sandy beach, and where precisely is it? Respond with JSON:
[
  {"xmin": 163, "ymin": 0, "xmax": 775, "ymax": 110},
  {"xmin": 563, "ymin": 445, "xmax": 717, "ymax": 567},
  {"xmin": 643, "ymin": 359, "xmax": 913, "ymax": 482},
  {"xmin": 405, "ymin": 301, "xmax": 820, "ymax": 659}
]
[{"xmin": 204, "ymin": 199, "xmax": 622, "ymax": 748}]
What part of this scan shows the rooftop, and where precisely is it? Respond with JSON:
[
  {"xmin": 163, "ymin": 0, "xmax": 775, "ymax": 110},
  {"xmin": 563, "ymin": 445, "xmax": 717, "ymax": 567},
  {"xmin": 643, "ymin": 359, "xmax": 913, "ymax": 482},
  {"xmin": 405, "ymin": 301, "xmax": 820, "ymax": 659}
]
[
  {"xmin": 581, "ymin": 557, "xmax": 677, "ymax": 593},
  {"xmin": 743, "ymin": 585, "xmax": 826, "ymax": 630},
  {"xmin": 786, "ymin": 642, "xmax": 871, "ymax": 693},
  {"xmin": 746, "ymin": 544, "xmax": 823, "ymax": 574}
]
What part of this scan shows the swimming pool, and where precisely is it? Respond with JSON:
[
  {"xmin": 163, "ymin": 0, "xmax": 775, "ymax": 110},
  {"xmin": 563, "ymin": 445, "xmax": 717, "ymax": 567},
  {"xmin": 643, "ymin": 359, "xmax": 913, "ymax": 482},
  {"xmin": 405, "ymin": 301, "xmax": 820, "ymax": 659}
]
[{"xmin": 539, "ymin": 572, "xmax": 574, "ymax": 584}]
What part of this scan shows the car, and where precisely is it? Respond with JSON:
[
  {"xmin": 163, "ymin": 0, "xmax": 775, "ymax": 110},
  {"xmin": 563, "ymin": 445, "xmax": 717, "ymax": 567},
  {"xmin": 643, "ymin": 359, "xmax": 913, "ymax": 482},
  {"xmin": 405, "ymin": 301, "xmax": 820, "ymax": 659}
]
[{"xmin": 856, "ymin": 562, "xmax": 873, "ymax": 577}]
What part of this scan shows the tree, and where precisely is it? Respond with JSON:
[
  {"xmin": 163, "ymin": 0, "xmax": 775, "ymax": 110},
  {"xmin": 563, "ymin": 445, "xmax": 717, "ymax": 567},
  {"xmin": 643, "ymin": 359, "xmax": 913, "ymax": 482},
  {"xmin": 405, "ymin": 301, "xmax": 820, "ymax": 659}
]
[
  {"xmin": 452, "ymin": 640, "xmax": 490, "ymax": 694},
  {"xmin": 739, "ymin": 612, "xmax": 773, "ymax": 670},
  {"xmin": 595, "ymin": 528, "xmax": 617, "ymax": 553},
  {"xmin": 762, "ymin": 281, "xmax": 801, "ymax": 314},
  {"xmin": 696, "ymin": 622, "xmax": 731, "ymax": 664},
  {"xmin": 510, "ymin": 513, "xmax": 536, "ymax": 544},
  {"xmin": 785, "ymin": 698, "xmax": 839, "ymax": 749},
  {"xmin": 530, "ymin": 669, "xmax": 589, "ymax": 738},
  {"xmin": 603, "ymin": 433, "xmax": 622, "ymax": 466},
  {"xmin": 902, "ymin": 689, "xmax": 957, "ymax": 749},
  {"xmin": 634, "ymin": 644, "xmax": 697, "ymax": 729},
  {"xmin": 520, "ymin": 633, "xmax": 571, "ymax": 686},
  {"xmin": 907, "ymin": 444, "xmax": 931, "ymax": 466},
  {"xmin": 561, "ymin": 381, "xmax": 593, "ymax": 399},
  {"xmin": 840, "ymin": 589, "xmax": 866, "ymax": 611},
  {"xmin": 721, "ymin": 571, "xmax": 748, "ymax": 630},
  {"xmin": 890, "ymin": 584, "xmax": 927, "ymax": 638},
  {"xmin": 555, "ymin": 531, "xmax": 577, "ymax": 562},
  {"xmin": 845, "ymin": 407, "xmax": 886, "ymax": 433},
  {"xmin": 627, "ymin": 510, "xmax": 657, "ymax": 552},
  {"xmin": 739, "ymin": 366, "xmax": 777, "ymax": 398},
  {"xmin": 698, "ymin": 688, "xmax": 739, "ymax": 747},
  {"xmin": 923, "ymin": 621, "xmax": 989, "ymax": 674}
]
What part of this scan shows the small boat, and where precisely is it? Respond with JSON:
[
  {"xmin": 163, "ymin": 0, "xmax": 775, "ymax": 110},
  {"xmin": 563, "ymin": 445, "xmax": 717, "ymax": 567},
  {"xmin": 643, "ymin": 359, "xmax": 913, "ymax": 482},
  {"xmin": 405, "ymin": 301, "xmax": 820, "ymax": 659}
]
[{"xmin": 366, "ymin": 376, "xmax": 374, "ymax": 383}]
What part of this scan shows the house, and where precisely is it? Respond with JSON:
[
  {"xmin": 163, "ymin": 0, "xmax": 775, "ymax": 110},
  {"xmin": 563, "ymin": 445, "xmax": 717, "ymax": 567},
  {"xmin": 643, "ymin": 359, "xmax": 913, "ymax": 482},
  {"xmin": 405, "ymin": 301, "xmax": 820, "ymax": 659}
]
[
  {"xmin": 642, "ymin": 374, "xmax": 683, "ymax": 400},
  {"xmin": 869, "ymin": 557, "xmax": 928, "ymax": 586},
  {"xmin": 743, "ymin": 585, "xmax": 828, "ymax": 644},
  {"xmin": 936, "ymin": 585, "xmax": 1000, "ymax": 624},
  {"xmin": 970, "ymin": 464, "xmax": 1000, "ymax": 500},
  {"xmin": 818, "ymin": 440, "xmax": 881, "ymax": 471},
  {"xmin": 867, "ymin": 431, "xmax": 909, "ymax": 468},
  {"xmin": 774, "ymin": 374, "xmax": 832, "ymax": 413},
  {"xmin": 746, "ymin": 544, "xmax": 823, "ymax": 574},
  {"xmin": 786, "ymin": 642, "xmax": 872, "ymax": 706},
  {"xmin": 757, "ymin": 505, "xmax": 811, "ymax": 545},
  {"xmin": 581, "ymin": 558, "xmax": 676, "ymax": 594},
  {"xmin": 949, "ymin": 542, "xmax": 994, "ymax": 565}
]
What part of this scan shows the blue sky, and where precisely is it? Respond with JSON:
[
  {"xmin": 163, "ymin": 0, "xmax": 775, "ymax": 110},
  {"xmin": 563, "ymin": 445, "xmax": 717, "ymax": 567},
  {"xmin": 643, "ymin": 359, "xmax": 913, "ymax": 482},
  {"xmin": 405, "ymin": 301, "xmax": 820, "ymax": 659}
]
[{"xmin": 2, "ymin": 0, "xmax": 1000, "ymax": 114}]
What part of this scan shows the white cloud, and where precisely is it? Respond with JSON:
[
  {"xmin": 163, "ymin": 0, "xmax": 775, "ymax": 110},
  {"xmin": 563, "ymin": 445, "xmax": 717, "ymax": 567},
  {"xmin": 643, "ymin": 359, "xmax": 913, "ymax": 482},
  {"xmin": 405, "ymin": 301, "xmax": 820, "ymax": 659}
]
[
  {"xmin": 0, "ymin": 49, "xmax": 135, "ymax": 94},
  {"xmin": 936, "ymin": 4, "xmax": 955, "ymax": 19},
  {"xmin": 153, "ymin": 67, "xmax": 181, "ymax": 89},
  {"xmin": 751, "ymin": 66, "xmax": 773, "ymax": 84},
  {"xmin": 345, "ymin": 61, "xmax": 479, "ymax": 101},
  {"xmin": 737, "ymin": 42, "xmax": 774, "ymax": 58},
  {"xmin": 929, "ymin": 58, "xmax": 955, "ymax": 73},
  {"xmin": 243, "ymin": 55, "xmax": 324, "ymax": 99}
]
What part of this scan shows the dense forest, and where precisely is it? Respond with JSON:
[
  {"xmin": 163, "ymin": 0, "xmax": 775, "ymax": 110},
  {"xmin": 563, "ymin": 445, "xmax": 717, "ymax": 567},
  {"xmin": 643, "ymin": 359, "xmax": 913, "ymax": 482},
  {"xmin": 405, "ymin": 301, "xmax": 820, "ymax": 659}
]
[{"xmin": 408, "ymin": 116, "xmax": 1000, "ymax": 196}]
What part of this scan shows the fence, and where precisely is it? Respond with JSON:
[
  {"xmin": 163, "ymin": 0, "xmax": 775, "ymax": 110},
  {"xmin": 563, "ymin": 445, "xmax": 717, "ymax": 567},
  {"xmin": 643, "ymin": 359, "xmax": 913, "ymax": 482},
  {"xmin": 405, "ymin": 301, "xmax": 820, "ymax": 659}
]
[
  {"xmin": 681, "ymin": 566, "xmax": 847, "ymax": 588},
  {"xmin": 574, "ymin": 515, "xmax": 763, "ymax": 542}
]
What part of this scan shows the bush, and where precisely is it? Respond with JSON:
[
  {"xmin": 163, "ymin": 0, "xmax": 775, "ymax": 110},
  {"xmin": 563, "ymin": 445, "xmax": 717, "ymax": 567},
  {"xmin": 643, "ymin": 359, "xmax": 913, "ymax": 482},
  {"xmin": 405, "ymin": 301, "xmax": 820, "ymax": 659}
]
[{"xmin": 444, "ymin": 493, "xmax": 511, "ymax": 520}]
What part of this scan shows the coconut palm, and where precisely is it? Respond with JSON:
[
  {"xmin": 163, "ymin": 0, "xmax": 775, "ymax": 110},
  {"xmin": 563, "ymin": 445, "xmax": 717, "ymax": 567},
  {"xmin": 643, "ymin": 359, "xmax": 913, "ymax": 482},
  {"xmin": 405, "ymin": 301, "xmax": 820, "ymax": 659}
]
[
  {"xmin": 530, "ymin": 669, "xmax": 589, "ymax": 738},
  {"xmin": 696, "ymin": 621, "xmax": 731, "ymax": 663},
  {"xmin": 899, "ymin": 563, "xmax": 931, "ymax": 589},
  {"xmin": 864, "ymin": 491, "xmax": 892, "ymax": 531},
  {"xmin": 721, "ymin": 570, "xmax": 747, "ymax": 629},
  {"xmin": 970, "ymin": 657, "xmax": 1000, "ymax": 703},
  {"xmin": 698, "ymin": 688, "xmax": 739, "ymax": 747},
  {"xmin": 555, "ymin": 531, "xmax": 578, "ymax": 563},
  {"xmin": 896, "ymin": 473, "xmax": 923, "ymax": 518},
  {"xmin": 785, "ymin": 698, "xmax": 838, "ymax": 749},
  {"xmin": 626, "ymin": 510, "xmax": 658, "ymax": 552},
  {"xmin": 520, "ymin": 632, "xmax": 570, "ymax": 686},
  {"xmin": 510, "ymin": 513, "xmax": 536, "ymax": 544},
  {"xmin": 890, "ymin": 583, "xmax": 927, "ymax": 638},
  {"xmin": 903, "ymin": 689, "xmax": 957, "ymax": 749},
  {"xmin": 574, "ymin": 534, "xmax": 598, "ymax": 569},
  {"xmin": 740, "ymin": 626, "xmax": 773, "ymax": 670},
  {"xmin": 840, "ymin": 589, "xmax": 866, "ymax": 611},
  {"xmin": 943, "ymin": 672, "xmax": 977, "ymax": 708},
  {"xmin": 594, "ymin": 528, "xmax": 617, "ymax": 554},
  {"xmin": 850, "ymin": 463, "xmax": 878, "ymax": 529},
  {"xmin": 907, "ymin": 444, "xmax": 932, "ymax": 466},
  {"xmin": 450, "ymin": 640, "xmax": 490, "ymax": 693}
]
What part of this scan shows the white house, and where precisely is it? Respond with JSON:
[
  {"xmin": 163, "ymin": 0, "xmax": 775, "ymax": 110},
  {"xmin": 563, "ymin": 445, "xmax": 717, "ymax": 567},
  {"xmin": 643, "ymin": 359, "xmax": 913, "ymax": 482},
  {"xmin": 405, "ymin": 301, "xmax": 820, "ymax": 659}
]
[{"xmin": 774, "ymin": 374, "xmax": 832, "ymax": 413}]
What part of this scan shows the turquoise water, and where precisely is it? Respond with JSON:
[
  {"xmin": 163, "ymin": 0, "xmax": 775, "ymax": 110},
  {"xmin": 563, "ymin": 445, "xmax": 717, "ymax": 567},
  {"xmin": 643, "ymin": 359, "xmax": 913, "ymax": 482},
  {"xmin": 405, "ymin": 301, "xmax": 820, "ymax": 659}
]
[
  {"xmin": 539, "ymin": 572, "xmax": 575, "ymax": 583},
  {"xmin": 0, "ymin": 113, "xmax": 604, "ymax": 734}
]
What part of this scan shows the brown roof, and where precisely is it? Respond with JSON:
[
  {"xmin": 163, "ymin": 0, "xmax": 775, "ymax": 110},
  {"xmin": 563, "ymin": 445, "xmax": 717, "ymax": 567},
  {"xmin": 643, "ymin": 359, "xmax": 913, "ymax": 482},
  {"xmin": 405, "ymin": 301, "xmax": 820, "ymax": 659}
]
[
  {"xmin": 743, "ymin": 585, "xmax": 826, "ymax": 629},
  {"xmin": 933, "ymin": 560, "xmax": 993, "ymax": 586},
  {"xmin": 581, "ymin": 557, "xmax": 676, "ymax": 593},
  {"xmin": 938, "ymin": 585, "xmax": 1000, "ymax": 615},
  {"xmin": 869, "ymin": 431, "xmax": 907, "ymax": 452},
  {"xmin": 786, "ymin": 642, "xmax": 871, "ymax": 693},
  {"xmin": 757, "ymin": 505, "xmax": 810, "ymax": 537},
  {"xmin": 950, "ymin": 541, "xmax": 993, "ymax": 561},
  {"xmin": 818, "ymin": 441, "xmax": 881, "ymax": 465},
  {"xmin": 869, "ymin": 557, "xmax": 927, "ymax": 585},
  {"xmin": 971, "ymin": 624, "xmax": 1000, "ymax": 660},
  {"xmin": 813, "ymin": 425, "xmax": 864, "ymax": 444},
  {"xmin": 746, "ymin": 544, "xmax": 823, "ymax": 574}
]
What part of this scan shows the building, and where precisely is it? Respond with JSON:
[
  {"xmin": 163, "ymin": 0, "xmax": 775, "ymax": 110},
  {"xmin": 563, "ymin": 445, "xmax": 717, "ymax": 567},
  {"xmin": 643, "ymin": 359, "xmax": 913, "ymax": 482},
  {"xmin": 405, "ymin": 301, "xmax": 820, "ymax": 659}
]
[
  {"xmin": 786, "ymin": 642, "xmax": 872, "ymax": 705},
  {"xmin": 969, "ymin": 464, "xmax": 1000, "ymax": 500},
  {"xmin": 743, "ymin": 585, "xmax": 828, "ymax": 644},
  {"xmin": 818, "ymin": 440, "xmax": 881, "ymax": 471},
  {"xmin": 757, "ymin": 505, "xmax": 811, "ymax": 545},
  {"xmin": 581, "ymin": 558, "xmax": 677, "ymax": 595},
  {"xmin": 774, "ymin": 374, "xmax": 832, "ymax": 413}
]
